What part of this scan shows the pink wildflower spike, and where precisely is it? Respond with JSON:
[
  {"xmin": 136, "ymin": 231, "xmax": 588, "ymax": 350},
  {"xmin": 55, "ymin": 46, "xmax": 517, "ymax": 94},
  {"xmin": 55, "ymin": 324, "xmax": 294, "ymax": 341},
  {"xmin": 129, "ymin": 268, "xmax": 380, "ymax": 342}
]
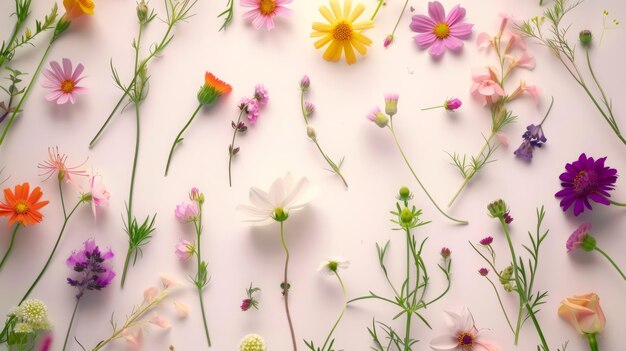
[
  {"xmin": 510, "ymin": 51, "xmax": 536, "ymax": 70},
  {"xmin": 88, "ymin": 174, "xmax": 110, "ymax": 220},
  {"xmin": 160, "ymin": 274, "xmax": 180, "ymax": 289},
  {"xmin": 498, "ymin": 13, "xmax": 514, "ymax": 35}
]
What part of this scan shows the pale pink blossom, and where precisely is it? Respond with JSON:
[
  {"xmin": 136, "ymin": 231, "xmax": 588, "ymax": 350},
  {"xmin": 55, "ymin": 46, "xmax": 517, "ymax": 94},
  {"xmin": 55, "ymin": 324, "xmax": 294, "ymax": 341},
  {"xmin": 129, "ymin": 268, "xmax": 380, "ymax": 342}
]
[
  {"xmin": 42, "ymin": 58, "xmax": 87, "ymax": 104},
  {"xmin": 88, "ymin": 174, "xmax": 110, "ymax": 219},
  {"xmin": 149, "ymin": 313, "xmax": 171, "ymax": 329},
  {"xmin": 143, "ymin": 286, "xmax": 158, "ymax": 302},
  {"xmin": 160, "ymin": 274, "xmax": 180, "ymax": 289},
  {"xmin": 495, "ymin": 132, "xmax": 509, "ymax": 147},
  {"xmin": 507, "ymin": 51, "xmax": 535, "ymax": 70},
  {"xmin": 430, "ymin": 307, "xmax": 499, "ymax": 351},
  {"xmin": 241, "ymin": 0, "xmax": 293, "ymax": 30},
  {"xmin": 175, "ymin": 201, "xmax": 199, "ymax": 222},
  {"xmin": 122, "ymin": 327, "xmax": 144, "ymax": 349},
  {"xmin": 173, "ymin": 301, "xmax": 189, "ymax": 318},
  {"xmin": 509, "ymin": 80, "xmax": 541, "ymax": 104},
  {"xmin": 175, "ymin": 239, "xmax": 194, "ymax": 261}
]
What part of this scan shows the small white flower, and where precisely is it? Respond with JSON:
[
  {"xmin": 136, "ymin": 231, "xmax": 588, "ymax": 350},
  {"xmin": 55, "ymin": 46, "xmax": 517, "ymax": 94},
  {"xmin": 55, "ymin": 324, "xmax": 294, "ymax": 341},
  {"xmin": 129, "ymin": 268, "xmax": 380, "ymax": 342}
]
[
  {"xmin": 238, "ymin": 173, "xmax": 318, "ymax": 226},
  {"xmin": 16, "ymin": 299, "xmax": 51, "ymax": 330},
  {"xmin": 318, "ymin": 256, "xmax": 350, "ymax": 275},
  {"xmin": 429, "ymin": 307, "xmax": 499, "ymax": 351},
  {"xmin": 239, "ymin": 334, "xmax": 266, "ymax": 351},
  {"xmin": 13, "ymin": 322, "xmax": 33, "ymax": 334}
]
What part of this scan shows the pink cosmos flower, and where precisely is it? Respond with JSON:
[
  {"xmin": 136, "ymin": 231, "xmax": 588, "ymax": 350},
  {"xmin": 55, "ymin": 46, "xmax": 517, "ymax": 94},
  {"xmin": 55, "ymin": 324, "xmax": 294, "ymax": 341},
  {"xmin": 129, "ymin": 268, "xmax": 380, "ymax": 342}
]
[
  {"xmin": 241, "ymin": 0, "xmax": 293, "ymax": 30},
  {"xmin": 42, "ymin": 58, "xmax": 86, "ymax": 104},
  {"xmin": 566, "ymin": 222, "xmax": 592, "ymax": 252},
  {"xmin": 175, "ymin": 201, "xmax": 199, "ymax": 222},
  {"xmin": 409, "ymin": 1, "xmax": 473, "ymax": 57},
  {"xmin": 88, "ymin": 174, "xmax": 110, "ymax": 219},
  {"xmin": 175, "ymin": 239, "xmax": 194, "ymax": 261}
]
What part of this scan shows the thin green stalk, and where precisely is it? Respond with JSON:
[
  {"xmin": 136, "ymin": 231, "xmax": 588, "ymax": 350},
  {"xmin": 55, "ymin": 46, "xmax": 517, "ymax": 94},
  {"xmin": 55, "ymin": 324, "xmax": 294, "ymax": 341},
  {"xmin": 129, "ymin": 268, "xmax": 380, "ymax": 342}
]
[
  {"xmin": 594, "ymin": 247, "xmax": 626, "ymax": 280},
  {"xmin": 0, "ymin": 42, "xmax": 53, "ymax": 147},
  {"xmin": 280, "ymin": 221, "xmax": 298, "ymax": 351},
  {"xmin": 370, "ymin": 0, "xmax": 385, "ymax": 20},
  {"xmin": 194, "ymin": 207, "xmax": 211, "ymax": 347},
  {"xmin": 62, "ymin": 298, "xmax": 81, "ymax": 351},
  {"xmin": 485, "ymin": 276, "xmax": 515, "ymax": 334},
  {"xmin": 609, "ymin": 199, "xmax": 626, "ymax": 207},
  {"xmin": 388, "ymin": 120, "xmax": 468, "ymax": 225},
  {"xmin": 587, "ymin": 333, "xmax": 599, "ymax": 351},
  {"xmin": 320, "ymin": 272, "xmax": 346, "ymax": 350},
  {"xmin": 585, "ymin": 48, "xmax": 616, "ymax": 124},
  {"xmin": 403, "ymin": 229, "xmax": 412, "ymax": 351},
  {"xmin": 499, "ymin": 218, "xmax": 525, "ymax": 344},
  {"xmin": 420, "ymin": 105, "xmax": 444, "ymax": 111},
  {"xmin": 228, "ymin": 108, "xmax": 246, "ymax": 186},
  {"xmin": 119, "ymin": 247, "xmax": 132, "ymax": 289},
  {"xmin": 0, "ymin": 224, "xmax": 20, "ymax": 273},
  {"xmin": 165, "ymin": 103, "xmax": 203, "ymax": 176},
  {"xmin": 389, "ymin": 0, "xmax": 410, "ymax": 40},
  {"xmin": 523, "ymin": 300, "xmax": 550, "ymax": 351},
  {"xmin": 20, "ymin": 200, "xmax": 82, "ymax": 303}
]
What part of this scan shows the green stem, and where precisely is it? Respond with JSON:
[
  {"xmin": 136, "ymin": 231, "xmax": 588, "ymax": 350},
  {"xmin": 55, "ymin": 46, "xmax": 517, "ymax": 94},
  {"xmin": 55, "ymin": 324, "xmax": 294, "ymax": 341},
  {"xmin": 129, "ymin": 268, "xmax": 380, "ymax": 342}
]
[
  {"xmin": 119, "ymin": 247, "xmax": 132, "ymax": 289},
  {"xmin": 524, "ymin": 300, "xmax": 550, "ymax": 351},
  {"xmin": 609, "ymin": 199, "xmax": 626, "ymax": 207},
  {"xmin": 228, "ymin": 108, "xmax": 246, "ymax": 186},
  {"xmin": 280, "ymin": 221, "xmax": 298, "ymax": 351},
  {"xmin": 194, "ymin": 205, "xmax": 211, "ymax": 347},
  {"xmin": 20, "ymin": 200, "xmax": 82, "ymax": 304},
  {"xmin": 390, "ymin": 0, "xmax": 410, "ymax": 38},
  {"xmin": 594, "ymin": 247, "xmax": 626, "ymax": 280},
  {"xmin": 403, "ymin": 230, "xmax": 412, "ymax": 351},
  {"xmin": 587, "ymin": 333, "xmax": 599, "ymax": 351},
  {"xmin": 164, "ymin": 103, "xmax": 203, "ymax": 176},
  {"xmin": 447, "ymin": 130, "xmax": 496, "ymax": 208},
  {"xmin": 320, "ymin": 272, "xmax": 346, "ymax": 350},
  {"xmin": 499, "ymin": 218, "xmax": 524, "ymax": 345},
  {"xmin": 420, "ymin": 105, "xmax": 444, "ymax": 111},
  {"xmin": 197, "ymin": 287, "xmax": 211, "ymax": 347},
  {"xmin": 485, "ymin": 276, "xmax": 515, "ymax": 334},
  {"xmin": 585, "ymin": 48, "xmax": 617, "ymax": 124},
  {"xmin": 388, "ymin": 120, "xmax": 468, "ymax": 224},
  {"xmin": 62, "ymin": 298, "xmax": 81, "ymax": 351},
  {"xmin": 0, "ymin": 42, "xmax": 53, "ymax": 147},
  {"xmin": 370, "ymin": 0, "xmax": 385, "ymax": 20},
  {"xmin": 0, "ymin": 224, "xmax": 20, "ymax": 273}
]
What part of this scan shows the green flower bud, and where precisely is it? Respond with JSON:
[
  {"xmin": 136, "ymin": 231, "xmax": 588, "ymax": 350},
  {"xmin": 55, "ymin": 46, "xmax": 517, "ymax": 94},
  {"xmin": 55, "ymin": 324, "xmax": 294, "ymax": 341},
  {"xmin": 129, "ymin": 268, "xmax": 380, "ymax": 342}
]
[
  {"xmin": 197, "ymin": 85, "xmax": 219, "ymax": 106},
  {"xmin": 581, "ymin": 234, "xmax": 597, "ymax": 252},
  {"xmin": 327, "ymin": 261, "xmax": 338, "ymax": 272},
  {"xmin": 579, "ymin": 30, "xmax": 593, "ymax": 46},
  {"xmin": 273, "ymin": 207, "xmax": 288, "ymax": 222},
  {"xmin": 398, "ymin": 186, "xmax": 411, "ymax": 201},
  {"xmin": 400, "ymin": 207, "xmax": 413, "ymax": 225},
  {"xmin": 306, "ymin": 126, "xmax": 317, "ymax": 141},
  {"xmin": 487, "ymin": 199, "xmax": 508, "ymax": 219},
  {"xmin": 137, "ymin": 0, "xmax": 149, "ymax": 23}
]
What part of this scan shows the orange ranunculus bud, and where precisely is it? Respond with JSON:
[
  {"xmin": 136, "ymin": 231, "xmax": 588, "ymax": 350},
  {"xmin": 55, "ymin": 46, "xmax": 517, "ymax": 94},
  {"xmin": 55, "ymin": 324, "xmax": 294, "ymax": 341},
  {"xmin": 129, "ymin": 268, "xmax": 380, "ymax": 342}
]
[
  {"xmin": 558, "ymin": 293, "xmax": 606, "ymax": 335},
  {"xmin": 63, "ymin": 0, "xmax": 95, "ymax": 20}
]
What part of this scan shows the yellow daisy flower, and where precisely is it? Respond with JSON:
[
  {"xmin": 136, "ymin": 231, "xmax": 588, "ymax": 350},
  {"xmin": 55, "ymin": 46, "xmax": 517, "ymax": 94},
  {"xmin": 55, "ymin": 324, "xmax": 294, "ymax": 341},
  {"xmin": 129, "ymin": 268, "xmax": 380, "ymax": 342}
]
[{"xmin": 311, "ymin": 0, "xmax": 374, "ymax": 65}]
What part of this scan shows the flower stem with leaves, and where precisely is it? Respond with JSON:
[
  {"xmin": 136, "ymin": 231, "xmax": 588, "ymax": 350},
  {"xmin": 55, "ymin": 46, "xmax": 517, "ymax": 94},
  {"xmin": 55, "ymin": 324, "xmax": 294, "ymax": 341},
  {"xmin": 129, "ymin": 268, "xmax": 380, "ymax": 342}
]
[
  {"xmin": 349, "ymin": 187, "xmax": 453, "ymax": 351},
  {"xmin": 299, "ymin": 77, "xmax": 348, "ymax": 188},
  {"xmin": 217, "ymin": 0, "xmax": 234, "ymax": 31},
  {"xmin": 519, "ymin": 0, "xmax": 625, "ymax": 147},
  {"xmin": 89, "ymin": 0, "xmax": 197, "ymax": 148}
]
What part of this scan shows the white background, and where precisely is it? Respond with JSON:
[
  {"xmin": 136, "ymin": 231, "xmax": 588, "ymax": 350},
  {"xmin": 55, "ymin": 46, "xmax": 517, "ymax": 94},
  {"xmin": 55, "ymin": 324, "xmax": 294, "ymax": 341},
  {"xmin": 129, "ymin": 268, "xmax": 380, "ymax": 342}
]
[{"xmin": 1, "ymin": 0, "xmax": 625, "ymax": 350}]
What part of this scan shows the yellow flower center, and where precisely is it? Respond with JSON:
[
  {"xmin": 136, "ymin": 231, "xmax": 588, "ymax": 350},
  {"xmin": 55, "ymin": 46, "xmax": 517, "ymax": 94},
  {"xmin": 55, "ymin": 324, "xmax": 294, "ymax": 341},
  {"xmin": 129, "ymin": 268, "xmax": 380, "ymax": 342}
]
[
  {"xmin": 14, "ymin": 201, "xmax": 29, "ymax": 214},
  {"xmin": 332, "ymin": 22, "xmax": 353, "ymax": 42},
  {"xmin": 61, "ymin": 79, "xmax": 75, "ymax": 93},
  {"xmin": 259, "ymin": 0, "xmax": 276, "ymax": 15},
  {"xmin": 433, "ymin": 22, "xmax": 450, "ymax": 39},
  {"xmin": 457, "ymin": 333, "xmax": 474, "ymax": 350}
]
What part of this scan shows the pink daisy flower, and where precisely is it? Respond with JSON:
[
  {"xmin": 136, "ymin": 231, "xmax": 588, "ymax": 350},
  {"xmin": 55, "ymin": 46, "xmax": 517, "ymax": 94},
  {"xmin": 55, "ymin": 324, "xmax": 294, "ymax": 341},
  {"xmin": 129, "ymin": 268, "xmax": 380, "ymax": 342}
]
[
  {"xmin": 42, "ymin": 58, "xmax": 87, "ymax": 104},
  {"xmin": 409, "ymin": 1, "xmax": 473, "ymax": 57},
  {"xmin": 241, "ymin": 0, "xmax": 293, "ymax": 30}
]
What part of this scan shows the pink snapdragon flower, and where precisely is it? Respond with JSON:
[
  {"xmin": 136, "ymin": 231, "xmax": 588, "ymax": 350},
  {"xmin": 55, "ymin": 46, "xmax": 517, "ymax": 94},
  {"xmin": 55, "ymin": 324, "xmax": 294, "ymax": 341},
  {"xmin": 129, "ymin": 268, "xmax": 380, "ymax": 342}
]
[
  {"xmin": 42, "ymin": 58, "xmax": 87, "ymax": 104},
  {"xmin": 409, "ymin": 1, "xmax": 473, "ymax": 57}
]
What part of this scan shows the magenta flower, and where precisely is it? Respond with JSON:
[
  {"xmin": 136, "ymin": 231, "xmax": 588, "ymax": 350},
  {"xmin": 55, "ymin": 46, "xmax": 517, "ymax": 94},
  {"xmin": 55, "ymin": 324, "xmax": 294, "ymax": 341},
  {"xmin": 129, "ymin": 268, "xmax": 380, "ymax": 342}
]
[
  {"xmin": 566, "ymin": 222, "xmax": 593, "ymax": 252},
  {"xmin": 42, "ymin": 58, "xmax": 86, "ymax": 104},
  {"xmin": 409, "ymin": 1, "xmax": 473, "ymax": 57},
  {"xmin": 478, "ymin": 268, "xmax": 489, "ymax": 276},
  {"xmin": 67, "ymin": 239, "xmax": 115, "ymax": 299},
  {"xmin": 555, "ymin": 153, "xmax": 618, "ymax": 216},
  {"xmin": 479, "ymin": 236, "xmax": 493, "ymax": 245},
  {"xmin": 445, "ymin": 98, "xmax": 462, "ymax": 111},
  {"xmin": 175, "ymin": 202, "xmax": 199, "ymax": 222},
  {"xmin": 241, "ymin": 0, "xmax": 292, "ymax": 30}
]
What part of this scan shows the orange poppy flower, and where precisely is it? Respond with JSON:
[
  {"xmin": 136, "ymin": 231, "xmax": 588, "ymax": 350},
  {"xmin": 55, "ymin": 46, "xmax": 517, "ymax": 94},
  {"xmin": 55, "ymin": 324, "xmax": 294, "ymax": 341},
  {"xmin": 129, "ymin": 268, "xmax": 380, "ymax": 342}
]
[
  {"xmin": 0, "ymin": 183, "xmax": 49, "ymax": 227},
  {"xmin": 63, "ymin": 0, "xmax": 95, "ymax": 20}
]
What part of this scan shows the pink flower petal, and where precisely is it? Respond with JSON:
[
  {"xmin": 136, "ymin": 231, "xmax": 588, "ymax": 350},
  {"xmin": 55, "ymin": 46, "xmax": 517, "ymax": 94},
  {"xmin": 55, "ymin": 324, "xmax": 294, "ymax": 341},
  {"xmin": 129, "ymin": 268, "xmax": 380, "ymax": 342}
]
[
  {"xmin": 68, "ymin": 93, "xmax": 76, "ymax": 104},
  {"xmin": 409, "ymin": 14, "xmax": 435, "ymax": 32},
  {"xmin": 275, "ymin": 6, "xmax": 292, "ymax": 15},
  {"xmin": 428, "ymin": 1, "xmax": 446, "ymax": 23},
  {"xmin": 72, "ymin": 63, "xmax": 85, "ymax": 81},
  {"xmin": 73, "ymin": 86, "xmax": 88, "ymax": 94},
  {"xmin": 251, "ymin": 12, "xmax": 268, "ymax": 29},
  {"xmin": 50, "ymin": 61, "xmax": 66, "ymax": 80},
  {"xmin": 144, "ymin": 285, "xmax": 158, "ymax": 301},
  {"xmin": 150, "ymin": 313, "xmax": 171, "ymax": 328},
  {"xmin": 42, "ymin": 68, "xmax": 61, "ymax": 83},
  {"xmin": 474, "ymin": 340, "xmax": 500, "ymax": 351},
  {"xmin": 429, "ymin": 39, "xmax": 446, "ymax": 57},
  {"xmin": 476, "ymin": 32, "xmax": 492, "ymax": 49},
  {"xmin": 240, "ymin": 0, "xmax": 258, "ymax": 6},
  {"xmin": 442, "ymin": 36, "xmax": 463, "ymax": 51},
  {"xmin": 45, "ymin": 91, "xmax": 64, "ymax": 102},
  {"xmin": 445, "ymin": 5, "xmax": 466, "ymax": 26},
  {"xmin": 122, "ymin": 328, "xmax": 143, "ymax": 349},
  {"xmin": 449, "ymin": 22, "xmax": 473, "ymax": 38},
  {"xmin": 62, "ymin": 58, "xmax": 73, "ymax": 78},
  {"xmin": 243, "ymin": 9, "xmax": 260, "ymax": 20},
  {"xmin": 57, "ymin": 93, "xmax": 70, "ymax": 105},
  {"xmin": 414, "ymin": 32, "xmax": 437, "ymax": 48}
]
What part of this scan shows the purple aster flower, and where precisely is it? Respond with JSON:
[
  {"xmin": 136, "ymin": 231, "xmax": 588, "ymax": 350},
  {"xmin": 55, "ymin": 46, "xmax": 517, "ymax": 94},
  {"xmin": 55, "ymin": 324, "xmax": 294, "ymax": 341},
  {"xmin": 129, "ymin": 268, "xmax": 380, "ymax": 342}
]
[
  {"xmin": 566, "ymin": 222, "xmax": 595, "ymax": 252},
  {"xmin": 555, "ymin": 153, "xmax": 618, "ymax": 216},
  {"xmin": 67, "ymin": 239, "xmax": 115, "ymax": 299}
]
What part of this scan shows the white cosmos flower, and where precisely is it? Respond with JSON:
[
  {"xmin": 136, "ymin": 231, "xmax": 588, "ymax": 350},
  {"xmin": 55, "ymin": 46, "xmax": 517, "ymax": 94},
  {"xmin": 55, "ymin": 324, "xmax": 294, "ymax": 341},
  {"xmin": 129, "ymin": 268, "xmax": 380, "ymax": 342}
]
[
  {"xmin": 318, "ymin": 256, "xmax": 350, "ymax": 275},
  {"xmin": 238, "ymin": 173, "xmax": 318, "ymax": 226},
  {"xmin": 430, "ymin": 307, "xmax": 499, "ymax": 351}
]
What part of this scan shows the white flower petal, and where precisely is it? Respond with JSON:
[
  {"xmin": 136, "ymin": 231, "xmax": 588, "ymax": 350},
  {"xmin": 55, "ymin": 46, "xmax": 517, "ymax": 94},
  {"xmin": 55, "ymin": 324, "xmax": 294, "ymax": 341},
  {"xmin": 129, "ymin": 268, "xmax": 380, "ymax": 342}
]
[
  {"xmin": 283, "ymin": 176, "xmax": 317, "ymax": 210},
  {"xmin": 459, "ymin": 306, "xmax": 475, "ymax": 331},
  {"xmin": 269, "ymin": 175, "xmax": 288, "ymax": 206},
  {"xmin": 429, "ymin": 335, "xmax": 458, "ymax": 350},
  {"xmin": 249, "ymin": 187, "xmax": 274, "ymax": 211},
  {"xmin": 442, "ymin": 310, "xmax": 462, "ymax": 330},
  {"xmin": 474, "ymin": 340, "xmax": 500, "ymax": 351},
  {"xmin": 237, "ymin": 204, "xmax": 272, "ymax": 219}
]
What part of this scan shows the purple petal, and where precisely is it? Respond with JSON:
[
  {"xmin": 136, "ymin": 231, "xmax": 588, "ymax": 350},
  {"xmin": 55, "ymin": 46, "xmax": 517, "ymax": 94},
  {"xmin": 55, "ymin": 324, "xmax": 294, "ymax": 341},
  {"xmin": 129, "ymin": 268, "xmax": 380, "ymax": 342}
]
[
  {"xmin": 414, "ymin": 33, "xmax": 437, "ymax": 48},
  {"xmin": 573, "ymin": 200, "xmax": 584, "ymax": 216},
  {"xmin": 410, "ymin": 14, "xmax": 435, "ymax": 32},
  {"xmin": 445, "ymin": 5, "xmax": 466, "ymax": 26},
  {"xmin": 428, "ymin": 1, "xmax": 446, "ymax": 23},
  {"xmin": 589, "ymin": 193, "xmax": 610, "ymax": 205},
  {"xmin": 450, "ymin": 22, "xmax": 473, "ymax": 38}
]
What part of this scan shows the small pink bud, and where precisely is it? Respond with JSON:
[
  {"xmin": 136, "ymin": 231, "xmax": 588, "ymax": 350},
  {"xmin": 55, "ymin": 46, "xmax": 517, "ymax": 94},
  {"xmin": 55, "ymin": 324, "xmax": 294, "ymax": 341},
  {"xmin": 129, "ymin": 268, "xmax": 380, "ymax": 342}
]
[
  {"xmin": 440, "ymin": 247, "xmax": 451, "ymax": 259},
  {"xmin": 445, "ymin": 98, "xmax": 462, "ymax": 111},
  {"xmin": 241, "ymin": 298, "xmax": 252, "ymax": 311},
  {"xmin": 479, "ymin": 236, "xmax": 493, "ymax": 245},
  {"xmin": 383, "ymin": 35, "xmax": 393, "ymax": 48},
  {"xmin": 479, "ymin": 268, "xmax": 489, "ymax": 276}
]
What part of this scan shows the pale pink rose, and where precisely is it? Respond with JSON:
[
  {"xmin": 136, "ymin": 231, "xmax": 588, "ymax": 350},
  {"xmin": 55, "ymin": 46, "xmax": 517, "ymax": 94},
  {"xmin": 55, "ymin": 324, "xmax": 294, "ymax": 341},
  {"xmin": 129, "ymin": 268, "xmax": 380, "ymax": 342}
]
[
  {"xmin": 122, "ymin": 327, "xmax": 144, "ymax": 349},
  {"xmin": 558, "ymin": 293, "xmax": 606, "ymax": 335}
]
